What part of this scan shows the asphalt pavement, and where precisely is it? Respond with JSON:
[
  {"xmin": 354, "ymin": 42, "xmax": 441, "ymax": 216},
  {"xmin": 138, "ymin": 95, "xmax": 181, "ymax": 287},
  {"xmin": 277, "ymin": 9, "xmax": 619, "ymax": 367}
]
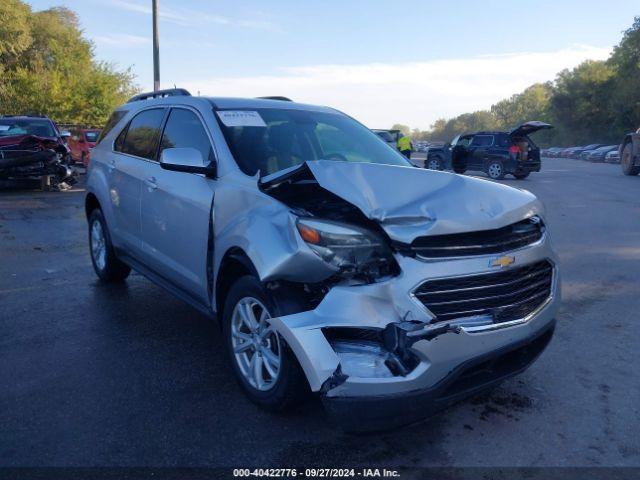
[{"xmin": 1, "ymin": 158, "xmax": 639, "ymax": 469}]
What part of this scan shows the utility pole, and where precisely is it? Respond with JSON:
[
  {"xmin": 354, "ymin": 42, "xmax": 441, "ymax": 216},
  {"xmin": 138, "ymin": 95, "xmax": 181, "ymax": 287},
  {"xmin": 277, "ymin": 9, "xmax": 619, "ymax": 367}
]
[{"xmin": 152, "ymin": 0, "xmax": 160, "ymax": 91}]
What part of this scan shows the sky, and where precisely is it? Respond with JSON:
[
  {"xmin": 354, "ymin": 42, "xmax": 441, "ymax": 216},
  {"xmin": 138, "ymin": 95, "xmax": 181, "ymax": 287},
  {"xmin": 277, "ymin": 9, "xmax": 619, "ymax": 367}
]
[{"xmin": 26, "ymin": 0, "xmax": 637, "ymax": 130}]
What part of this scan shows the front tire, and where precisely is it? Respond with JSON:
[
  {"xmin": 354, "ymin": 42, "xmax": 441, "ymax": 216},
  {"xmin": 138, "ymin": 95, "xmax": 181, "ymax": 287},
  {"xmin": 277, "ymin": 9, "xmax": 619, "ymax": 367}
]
[
  {"xmin": 621, "ymin": 143, "xmax": 639, "ymax": 176},
  {"xmin": 222, "ymin": 275, "xmax": 308, "ymax": 411},
  {"xmin": 486, "ymin": 160, "xmax": 505, "ymax": 180},
  {"xmin": 88, "ymin": 209, "xmax": 131, "ymax": 282}
]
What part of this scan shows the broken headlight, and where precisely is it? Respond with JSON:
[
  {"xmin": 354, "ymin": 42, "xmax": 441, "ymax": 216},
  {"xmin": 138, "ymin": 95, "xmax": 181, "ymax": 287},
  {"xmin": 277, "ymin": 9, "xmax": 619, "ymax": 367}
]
[{"xmin": 295, "ymin": 218, "xmax": 395, "ymax": 279}]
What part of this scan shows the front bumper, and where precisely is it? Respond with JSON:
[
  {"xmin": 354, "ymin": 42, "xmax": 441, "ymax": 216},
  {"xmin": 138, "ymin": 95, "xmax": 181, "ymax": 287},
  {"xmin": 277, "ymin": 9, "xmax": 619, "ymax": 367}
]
[
  {"xmin": 268, "ymin": 232, "xmax": 560, "ymax": 425},
  {"xmin": 322, "ymin": 320, "xmax": 554, "ymax": 431}
]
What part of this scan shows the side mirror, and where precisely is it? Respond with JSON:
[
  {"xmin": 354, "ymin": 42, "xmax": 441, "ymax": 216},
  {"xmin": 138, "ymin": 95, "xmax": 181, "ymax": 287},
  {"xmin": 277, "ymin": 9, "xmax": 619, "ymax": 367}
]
[
  {"xmin": 160, "ymin": 147, "xmax": 216, "ymax": 177},
  {"xmin": 60, "ymin": 130, "xmax": 71, "ymax": 138}
]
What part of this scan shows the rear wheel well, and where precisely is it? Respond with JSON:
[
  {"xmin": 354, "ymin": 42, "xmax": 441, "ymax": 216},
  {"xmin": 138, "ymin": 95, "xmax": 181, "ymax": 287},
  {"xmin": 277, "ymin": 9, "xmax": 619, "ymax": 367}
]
[
  {"xmin": 85, "ymin": 193, "xmax": 100, "ymax": 219},
  {"xmin": 215, "ymin": 249, "xmax": 258, "ymax": 319}
]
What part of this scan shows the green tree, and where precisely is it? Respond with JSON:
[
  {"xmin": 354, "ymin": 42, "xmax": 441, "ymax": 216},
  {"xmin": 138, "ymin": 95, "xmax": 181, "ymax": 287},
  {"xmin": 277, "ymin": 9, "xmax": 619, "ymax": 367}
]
[
  {"xmin": 608, "ymin": 16, "xmax": 640, "ymax": 134},
  {"xmin": 550, "ymin": 60, "xmax": 616, "ymax": 144},
  {"xmin": 391, "ymin": 123, "xmax": 411, "ymax": 136},
  {"xmin": 0, "ymin": 2, "xmax": 137, "ymax": 126}
]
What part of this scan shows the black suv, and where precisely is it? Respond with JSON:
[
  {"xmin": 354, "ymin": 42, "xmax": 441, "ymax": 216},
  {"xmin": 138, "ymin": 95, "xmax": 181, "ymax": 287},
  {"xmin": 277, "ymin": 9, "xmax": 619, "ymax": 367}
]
[{"xmin": 426, "ymin": 121, "xmax": 552, "ymax": 180}]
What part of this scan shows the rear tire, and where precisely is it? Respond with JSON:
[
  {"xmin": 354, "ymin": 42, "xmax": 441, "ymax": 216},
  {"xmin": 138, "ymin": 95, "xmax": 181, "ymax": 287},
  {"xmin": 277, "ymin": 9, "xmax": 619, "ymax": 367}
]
[
  {"xmin": 513, "ymin": 172, "xmax": 530, "ymax": 180},
  {"xmin": 621, "ymin": 143, "xmax": 640, "ymax": 176},
  {"xmin": 222, "ymin": 275, "xmax": 308, "ymax": 412},
  {"xmin": 426, "ymin": 157, "xmax": 443, "ymax": 170},
  {"xmin": 486, "ymin": 160, "xmax": 505, "ymax": 180},
  {"xmin": 88, "ymin": 209, "xmax": 131, "ymax": 282}
]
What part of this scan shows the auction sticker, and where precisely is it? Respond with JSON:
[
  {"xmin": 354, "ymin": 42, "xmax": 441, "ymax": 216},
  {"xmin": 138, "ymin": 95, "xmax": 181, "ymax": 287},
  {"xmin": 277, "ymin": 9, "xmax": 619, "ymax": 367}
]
[{"xmin": 217, "ymin": 110, "xmax": 267, "ymax": 127}]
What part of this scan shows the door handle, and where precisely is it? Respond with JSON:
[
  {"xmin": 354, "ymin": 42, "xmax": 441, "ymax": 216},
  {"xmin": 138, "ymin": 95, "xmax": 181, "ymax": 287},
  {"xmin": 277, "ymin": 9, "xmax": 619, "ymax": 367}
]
[
  {"xmin": 144, "ymin": 176, "xmax": 158, "ymax": 190},
  {"xmin": 107, "ymin": 158, "xmax": 116, "ymax": 170}
]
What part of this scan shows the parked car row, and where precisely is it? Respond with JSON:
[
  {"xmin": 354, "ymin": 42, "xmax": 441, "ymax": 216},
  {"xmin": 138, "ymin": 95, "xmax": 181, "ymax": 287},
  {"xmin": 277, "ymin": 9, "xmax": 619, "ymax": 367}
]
[{"xmin": 542, "ymin": 144, "xmax": 620, "ymax": 163}]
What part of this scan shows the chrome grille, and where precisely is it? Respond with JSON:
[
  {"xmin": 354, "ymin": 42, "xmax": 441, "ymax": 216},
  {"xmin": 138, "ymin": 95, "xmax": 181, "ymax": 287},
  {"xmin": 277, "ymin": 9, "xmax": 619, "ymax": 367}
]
[
  {"xmin": 413, "ymin": 260, "xmax": 553, "ymax": 324},
  {"xmin": 410, "ymin": 217, "xmax": 543, "ymax": 258}
]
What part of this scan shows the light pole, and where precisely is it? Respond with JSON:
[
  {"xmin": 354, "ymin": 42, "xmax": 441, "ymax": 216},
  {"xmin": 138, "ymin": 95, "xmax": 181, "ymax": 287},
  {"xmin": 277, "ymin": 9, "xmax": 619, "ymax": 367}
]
[{"xmin": 152, "ymin": 0, "xmax": 160, "ymax": 91}]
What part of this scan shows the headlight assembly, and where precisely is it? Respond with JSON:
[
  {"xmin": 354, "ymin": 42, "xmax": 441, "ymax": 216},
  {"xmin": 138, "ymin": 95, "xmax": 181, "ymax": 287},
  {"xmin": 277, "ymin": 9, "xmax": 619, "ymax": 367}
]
[{"xmin": 295, "ymin": 218, "xmax": 396, "ymax": 280}]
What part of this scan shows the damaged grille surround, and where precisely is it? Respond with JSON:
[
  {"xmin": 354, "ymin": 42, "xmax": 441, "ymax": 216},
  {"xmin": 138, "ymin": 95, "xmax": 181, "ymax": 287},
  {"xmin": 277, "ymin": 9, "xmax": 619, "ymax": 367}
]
[
  {"xmin": 412, "ymin": 260, "xmax": 555, "ymax": 330},
  {"xmin": 409, "ymin": 216, "xmax": 545, "ymax": 259}
]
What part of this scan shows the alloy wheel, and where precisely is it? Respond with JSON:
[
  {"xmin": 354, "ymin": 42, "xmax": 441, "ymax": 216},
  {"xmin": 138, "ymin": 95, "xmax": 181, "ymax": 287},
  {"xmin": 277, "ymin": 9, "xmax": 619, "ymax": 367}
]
[
  {"xmin": 90, "ymin": 220, "xmax": 107, "ymax": 271},
  {"xmin": 230, "ymin": 297, "xmax": 281, "ymax": 391},
  {"xmin": 428, "ymin": 159, "xmax": 441, "ymax": 170},
  {"xmin": 488, "ymin": 163, "xmax": 503, "ymax": 179}
]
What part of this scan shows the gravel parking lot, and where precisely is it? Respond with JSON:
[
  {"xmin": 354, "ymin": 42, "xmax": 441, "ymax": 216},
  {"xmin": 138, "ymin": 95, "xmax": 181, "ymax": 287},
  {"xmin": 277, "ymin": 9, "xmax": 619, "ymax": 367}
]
[{"xmin": 1, "ymin": 158, "xmax": 639, "ymax": 469}]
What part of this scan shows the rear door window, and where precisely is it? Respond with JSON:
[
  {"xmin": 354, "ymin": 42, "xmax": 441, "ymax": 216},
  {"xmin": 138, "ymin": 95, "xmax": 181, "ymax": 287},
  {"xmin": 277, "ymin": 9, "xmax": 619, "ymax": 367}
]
[{"xmin": 119, "ymin": 108, "xmax": 166, "ymax": 160}]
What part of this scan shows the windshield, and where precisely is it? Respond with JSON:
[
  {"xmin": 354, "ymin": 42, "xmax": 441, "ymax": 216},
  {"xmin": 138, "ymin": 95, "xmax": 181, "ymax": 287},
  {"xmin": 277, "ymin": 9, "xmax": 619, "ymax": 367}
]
[
  {"xmin": 216, "ymin": 108, "xmax": 411, "ymax": 176},
  {"xmin": 84, "ymin": 131, "xmax": 100, "ymax": 142},
  {"xmin": 0, "ymin": 118, "xmax": 56, "ymax": 138}
]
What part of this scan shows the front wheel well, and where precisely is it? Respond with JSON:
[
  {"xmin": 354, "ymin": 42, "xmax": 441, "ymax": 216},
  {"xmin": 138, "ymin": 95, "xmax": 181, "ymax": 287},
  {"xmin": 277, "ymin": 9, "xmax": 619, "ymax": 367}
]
[
  {"xmin": 85, "ymin": 193, "xmax": 101, "ymax": 219},
  {"xmin": 215, "ymin": 249, "xmax": 258, "ymax": 319}
]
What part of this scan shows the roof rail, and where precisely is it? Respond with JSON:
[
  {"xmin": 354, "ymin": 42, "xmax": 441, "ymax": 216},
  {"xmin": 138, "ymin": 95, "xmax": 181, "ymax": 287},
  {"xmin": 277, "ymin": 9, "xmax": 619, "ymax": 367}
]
[
  {"xmin": 257, "ymin": 96, "xmax": 292, "ymax": 102},
  {"xmin": 127, "ymin": 88, "xmax": 192, "ymax": 103}
]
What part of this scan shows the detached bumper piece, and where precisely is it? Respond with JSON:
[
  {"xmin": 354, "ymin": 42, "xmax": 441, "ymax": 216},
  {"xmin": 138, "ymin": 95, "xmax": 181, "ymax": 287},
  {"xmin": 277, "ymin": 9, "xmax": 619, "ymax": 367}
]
[{"xmin": 322, "ymin": 322, "xmax": 554, "ymax": 432}]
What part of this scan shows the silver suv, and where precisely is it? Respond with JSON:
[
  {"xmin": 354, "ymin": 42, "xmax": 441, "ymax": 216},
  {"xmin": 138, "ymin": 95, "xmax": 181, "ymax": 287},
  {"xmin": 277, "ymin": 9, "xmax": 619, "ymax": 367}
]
[{"xmin": 85, "ymin": 89, "xmax": 560, "ymax": 431}]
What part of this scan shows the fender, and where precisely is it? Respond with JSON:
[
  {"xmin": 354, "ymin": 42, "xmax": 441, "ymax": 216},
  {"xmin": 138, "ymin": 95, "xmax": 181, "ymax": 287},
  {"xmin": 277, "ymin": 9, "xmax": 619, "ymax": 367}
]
[{"xmin": 85, "ymin": 165, "xmax": 117, "ymax": 237}]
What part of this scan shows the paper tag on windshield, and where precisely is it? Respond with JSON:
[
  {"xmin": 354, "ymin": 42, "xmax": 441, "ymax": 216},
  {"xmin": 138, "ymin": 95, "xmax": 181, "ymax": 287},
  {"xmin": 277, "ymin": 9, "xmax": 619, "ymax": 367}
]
[
  {"xmin": 217, "ymin": 110, "xmax": 266, "ymax": 128},
  {"xmin": 0, "ymin": 126, "xmax": 10, "ymax": 131}
]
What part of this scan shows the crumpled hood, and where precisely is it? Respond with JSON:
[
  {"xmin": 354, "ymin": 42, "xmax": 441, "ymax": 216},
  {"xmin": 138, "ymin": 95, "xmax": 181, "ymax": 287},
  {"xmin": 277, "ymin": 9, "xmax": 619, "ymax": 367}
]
[{"xmin": 304, "ymin": 160, "xmax": 542, "ymax": 244}]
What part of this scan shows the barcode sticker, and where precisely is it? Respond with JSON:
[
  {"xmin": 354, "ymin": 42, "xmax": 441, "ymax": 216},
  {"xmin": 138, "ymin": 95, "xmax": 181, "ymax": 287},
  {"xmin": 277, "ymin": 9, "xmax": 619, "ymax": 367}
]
[{"xmin": 217, "ymin": 111, "xmax": 266, "ymax": 128}]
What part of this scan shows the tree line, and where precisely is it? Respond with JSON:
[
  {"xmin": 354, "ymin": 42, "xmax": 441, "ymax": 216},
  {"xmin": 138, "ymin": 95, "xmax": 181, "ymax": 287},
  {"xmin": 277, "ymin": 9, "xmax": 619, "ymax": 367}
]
[
  {"xmin": 396, "ymin": 17, "xmax": 640, "ymax": 147},
  {"xmin": 0, "ymin": 0, "xmax": 138, "ymax": 126}
]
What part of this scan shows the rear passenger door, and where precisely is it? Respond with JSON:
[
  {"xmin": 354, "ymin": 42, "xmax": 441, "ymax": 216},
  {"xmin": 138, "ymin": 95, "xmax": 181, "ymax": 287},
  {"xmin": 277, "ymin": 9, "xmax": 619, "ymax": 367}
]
[
  {"xmin": 139, "ymin": 107, "xmax": 215, "ymax": 303},
  {"xmin": 468, "ymin": 135, "xmax": 494, "ymax": 170},
  {"xmin": 110, "ymin": 108, "xmax": 166, "ymax": 257}
]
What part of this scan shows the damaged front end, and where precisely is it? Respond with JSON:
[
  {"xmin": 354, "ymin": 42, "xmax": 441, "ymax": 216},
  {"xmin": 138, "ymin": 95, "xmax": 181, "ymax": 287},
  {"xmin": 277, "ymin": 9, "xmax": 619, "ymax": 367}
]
[
  {"xmin": 217, "ymin": 160, "xmax": 559, "ymax": 431},
  {"xmin": 0, "ymin": 135, "xmax": 76, "ymax": 190}
]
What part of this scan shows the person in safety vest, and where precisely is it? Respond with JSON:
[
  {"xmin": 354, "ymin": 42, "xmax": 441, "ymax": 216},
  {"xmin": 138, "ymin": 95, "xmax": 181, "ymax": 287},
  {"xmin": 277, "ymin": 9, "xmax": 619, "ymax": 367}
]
[{"xmin": 397, "ymin": 134, "xmax": 412, "ymax": 159}]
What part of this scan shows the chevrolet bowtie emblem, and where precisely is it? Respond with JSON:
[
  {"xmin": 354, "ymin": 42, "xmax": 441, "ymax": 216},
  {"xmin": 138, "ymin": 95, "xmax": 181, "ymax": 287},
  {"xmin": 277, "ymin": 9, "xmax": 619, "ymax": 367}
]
[{"xmin": 490, "ymin": 256, "xmax": 515, "ymax": 268}]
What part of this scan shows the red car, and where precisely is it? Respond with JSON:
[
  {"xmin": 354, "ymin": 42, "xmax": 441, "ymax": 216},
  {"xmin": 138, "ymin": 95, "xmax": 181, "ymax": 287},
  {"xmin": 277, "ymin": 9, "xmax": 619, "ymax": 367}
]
[{"xmin": 68, "ymin": 128, "xmax": 101, "ymax": 166}]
